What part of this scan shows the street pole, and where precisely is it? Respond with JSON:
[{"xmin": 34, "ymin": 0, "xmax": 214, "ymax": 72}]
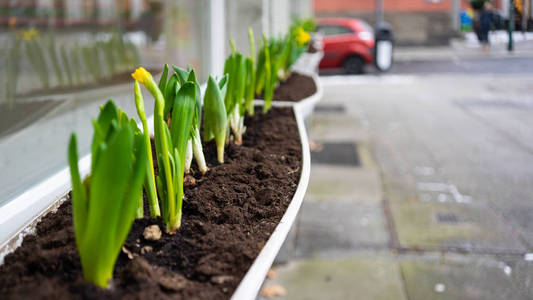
[
  {"xmin": 452, "ymin": 0, "xmax": 460, "ymax": 32},
  {"xmin": 376, "ymin": 0, "xmax": 384, "ymax": 24},
  {"xmin": 508, "ymin": 0, "xmax": 514, "ymax": 52},
  {"xmin": 521, "ymin": 0, "xmax": 527, "ymax": 33}
]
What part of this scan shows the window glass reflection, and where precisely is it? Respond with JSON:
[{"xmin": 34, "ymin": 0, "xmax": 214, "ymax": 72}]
[{"xmin": 0, "ymin": 1, "xmax": 205, "ymax": 206}]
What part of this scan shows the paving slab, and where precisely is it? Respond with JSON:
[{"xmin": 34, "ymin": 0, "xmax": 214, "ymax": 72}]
[
  {"xmin": 260, "ymin": 257, "xmax": 407, "ymax": 300},
  {"xmin": 313, "ymin": 104, "xmax": 347, "ymax": 114},
  {"xmin": 294, "ymin": 200, "xmax": 388, "ymax": 257},
  {"xmin": 400, "ymin": 260, "xmax": 527, "ymax": 300},
  {"xmin": 502, "ymin": 206, "xmax": 533, "ymax": 248},
  {"xmin": 506, "ymin": 259, "xmax": 533, "ymax": 299},
  {"xmin": 390, "ymin": 201, "xmax": 526, "ymax": 253},
  {"xmin": 307, "ymin": 165, "xmax": 382, "ymax": 204},
  {"xmin": 381, "ymin": 176, "xmax": 420, "ymax": 203},
  {"xmin": 309, "ymin": 114, "xmax": 368, "ymax": 142},
  {"xmin": 311, "ymin": 141, "xmax": 361, "ymax": 166}
]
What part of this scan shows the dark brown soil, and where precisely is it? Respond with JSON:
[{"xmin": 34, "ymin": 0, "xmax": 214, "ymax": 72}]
[
  {"xmin": 0, "ymin": 106, "xmax": 302, "ymax": 299},
  {"xmin": 307, "ymin": 42, "xmax": 318, "ymax": 53},
  {"xmin": 257, "ymin": 72, "xmax": 317, "ymax": 102}
]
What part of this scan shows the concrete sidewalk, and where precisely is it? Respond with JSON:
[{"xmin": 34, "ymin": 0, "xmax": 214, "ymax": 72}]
[
  {"xmin": 394, "ymin": 31, "xmax": 533, "ymax": 62},
  {"xmin": 258, "ymin": 76, "xmax": 533, "ymax": 300}
]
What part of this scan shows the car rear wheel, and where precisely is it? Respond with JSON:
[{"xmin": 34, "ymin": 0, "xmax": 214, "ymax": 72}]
[{"xmin": 343, "ymin": 56, "xmax": 364, "ymax": 74}]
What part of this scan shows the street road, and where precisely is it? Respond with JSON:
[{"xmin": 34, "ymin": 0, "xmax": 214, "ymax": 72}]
[
  {"xmin": 280, "ymin": 57, "xmax": 533, "ymax": 299},
  {"xmin": 390, "ymin": 56, "xmax": 533, "ymax": 74},
  {"xmin": 323, "ymin": 66, "xmax": 533, "ymax": 253},
  {"xmin": 391, "ymin": 56, "xmax": 533, "ymax": 75}
]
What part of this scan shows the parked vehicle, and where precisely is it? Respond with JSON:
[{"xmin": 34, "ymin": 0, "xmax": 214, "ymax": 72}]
[{"xmin": 317, "ymin": 18, "xmax": 375, "ymax": 74}]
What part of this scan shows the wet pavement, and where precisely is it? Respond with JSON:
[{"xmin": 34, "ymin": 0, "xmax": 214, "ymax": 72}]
[
  {"xmin": 260, "ymin": 57, "xmax": 533, "ymax": 299},
  {"xmin": 390, "ymin": 56, "xmax": 533, "ymax": 75}
]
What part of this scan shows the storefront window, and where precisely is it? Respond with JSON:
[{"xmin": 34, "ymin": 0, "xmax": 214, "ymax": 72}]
[{"xmin": 0, "ymin": 0, "xmax": 207, "ymax": 206}]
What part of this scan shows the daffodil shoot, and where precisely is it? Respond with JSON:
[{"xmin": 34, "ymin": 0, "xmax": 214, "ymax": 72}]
[
  {"xmin": 68, "ymin": 100, "xmax": 147, "ymax": 288},
  {"xmin": 224, "ymin": 39, "xmax": 247, "ymax": 145},
  {"xmin": 203, "ymin": 75, "xmax": 228, "ymax": 163}
]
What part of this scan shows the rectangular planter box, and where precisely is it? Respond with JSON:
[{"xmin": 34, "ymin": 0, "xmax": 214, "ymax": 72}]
[{"xmin": 0, "ymin": 102, "xmax": 311, "ymax": 300}]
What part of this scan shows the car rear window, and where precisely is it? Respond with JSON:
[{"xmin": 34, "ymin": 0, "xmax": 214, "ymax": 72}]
[{"xmin": 317, "ymin": 25, "xmax": 354, "ymax": 36}]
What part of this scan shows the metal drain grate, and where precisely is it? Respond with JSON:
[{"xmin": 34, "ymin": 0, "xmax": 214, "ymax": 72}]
[
  {"xmin": 435, "ymin": 212, "xmax": 459, "ymax": 224},
  {"xmin": 314, "ymin": 104, "xmax": 346, "ymax": 114},
  {"xmin": 311, "ymin": 142, "xmax": 360, "ymax": 166}
]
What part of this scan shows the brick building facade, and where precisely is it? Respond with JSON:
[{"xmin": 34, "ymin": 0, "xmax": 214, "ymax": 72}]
[{"xmin": 313, "ymin": 0, "xmax": 510, "ymax": 46}]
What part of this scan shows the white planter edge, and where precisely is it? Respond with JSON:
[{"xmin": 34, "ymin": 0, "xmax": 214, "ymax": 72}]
[
  {"xmin": 253, "ymin": 71, "xmax": 323, "ymax": 120},
  {"xmin": 230, "ymin": 103, "xmax": 311, "ymax": 300}
]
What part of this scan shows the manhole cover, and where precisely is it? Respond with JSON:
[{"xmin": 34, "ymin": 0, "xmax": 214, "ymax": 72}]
[
  {"xmin": 311, "ymin": 142, "xmax": 360, "ymax": 166},
  {"xmin": 435, "ymin": 212, "xmax": 459, "ymax": 224},
  {"xmin": 314, "ymin": 104, "xmax": 346, "ymax": 114}
]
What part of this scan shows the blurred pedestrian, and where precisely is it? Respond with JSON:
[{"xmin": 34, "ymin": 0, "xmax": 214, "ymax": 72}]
[{"xmin": 479, "ymin": 1, "xmax": 494, "ymax": 51}]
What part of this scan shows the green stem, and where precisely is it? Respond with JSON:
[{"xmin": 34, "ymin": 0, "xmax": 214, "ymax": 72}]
[
  {"xmin": 184, "ymin": 139, "xmax": 193, "ymax": 174},
  {"xmin": 167, "ymin": 209, "xmax": 181, "ymax": 233},
  {"xmin": 192, "ymin": 127, "xmax": 208, "ymax": 174},
  {"xmin": 263, "ymin": 35, "xmax": 273, "ymax": 114},
  {"xmin": 249, "ymin": 27, "xmax": 255, "ymax": 60},
  {"xmin": 217, "ymin": 144, "xmax": 225, "ymax": 164},
  {"xmin": 246, "ymin": 99, "xmax": 255, "ymax": 116},
  {"xmin": 229, "ymin": 104, "xmax": 245, "ymax": 145},
  {"xmin": 145, "ymin": 77, "xmax": 175, "ymax": 227},
  {"xmin": 230, "ymin": 38, "xmax": 237, "ymax": 54},
  {"xmin": 135, "ymin": 193, "xmax": 143, "ymax": 219},
  {"xmin": 134, "ymin": 81, "xmax": 160, "ymax": 217}
]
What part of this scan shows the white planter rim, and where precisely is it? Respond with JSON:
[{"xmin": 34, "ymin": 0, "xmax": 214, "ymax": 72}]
[
  {"xmin": 230, "ymin": 104, "xmax": 310, "ymax": 300},
  {"xmin": 253, "ymin": 71, "xmax": 323, "ymax": 119}
]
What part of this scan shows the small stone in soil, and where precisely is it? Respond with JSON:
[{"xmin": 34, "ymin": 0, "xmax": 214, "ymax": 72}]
[
  {"xmin": 210, "ymin": 275, "xmax": 235, "ymax": 285},
  {"xmin": 122, "ymin": 246, "xmax": 136, "ymax": 259},
  {"xmin": 184, "ymin": 175, "xmax": 197, "ymax": 187},
  {"xmin": 143, "ymin": 225, "xmax": 162, "ymax": 241},
  {"xmin": 141, "ymin": 245, "xmax": 153, "ymax": 254}
]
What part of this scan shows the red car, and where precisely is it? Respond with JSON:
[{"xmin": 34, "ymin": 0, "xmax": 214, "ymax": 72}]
[{"xmin": 317, "ymin": 18, "xmax": 375, "ymax": 74}]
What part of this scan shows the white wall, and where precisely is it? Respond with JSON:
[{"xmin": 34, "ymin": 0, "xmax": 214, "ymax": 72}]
[
  {"xmin": 165, "ymin": 0, "xmax": 312, "ymax": 80},
  {"xmin": 269, "ymin": 0, "xmax": 291, "ymax": 37},
  {"xmin": 210, "ymin": 0, "xmax": 226, "ymax": 76},
  {"xmin": 225, "ymin": 0, "xmax": 265, "ymax": 57}
]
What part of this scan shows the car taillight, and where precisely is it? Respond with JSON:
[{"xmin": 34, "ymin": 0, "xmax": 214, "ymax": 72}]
[{"xmin": 358, "ymin": 31, "xmax": 374, "ymax": 42}]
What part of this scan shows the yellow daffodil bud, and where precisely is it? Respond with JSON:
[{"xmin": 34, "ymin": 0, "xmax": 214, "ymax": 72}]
[
  {"xmin": 132, "ymin": 66, "xmax": 164, "ymax": 117},
  {"xmin": 23, "ymin": 28, "xmax": 39, "ymax": 41},
  {"xmin": 131, "ymin": 67, "xmax": 152, "ymax": 84},
  {"xmin": 295, "ymin": 26, "xmax": 310, "ymax": 46},
  {"xmin": 29, "ymin": 28, "xmax": 38, "ymax": 39},
  {"xmin": 23, "ymin": 30, "xmax": 32, "ymax": 41}
]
